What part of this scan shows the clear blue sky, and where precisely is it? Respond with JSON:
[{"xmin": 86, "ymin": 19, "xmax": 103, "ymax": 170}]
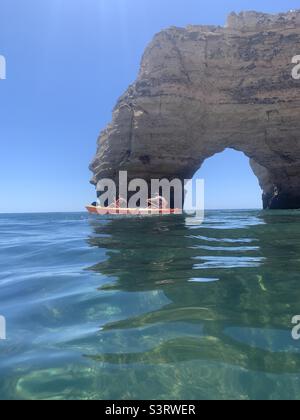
[{"xmin": 1, "ymin": 0, "xmax": 298, "ymax": 212}]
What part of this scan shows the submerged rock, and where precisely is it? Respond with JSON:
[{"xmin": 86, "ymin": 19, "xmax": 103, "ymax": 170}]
[{"xmin": 90, "ymin": 10, "xmax": 300, "ymax": 209}]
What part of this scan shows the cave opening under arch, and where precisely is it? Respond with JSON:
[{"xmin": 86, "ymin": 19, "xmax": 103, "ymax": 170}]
[{"xmin": 188, "ymin": 149, "xmax": 263, "ymax": 210}]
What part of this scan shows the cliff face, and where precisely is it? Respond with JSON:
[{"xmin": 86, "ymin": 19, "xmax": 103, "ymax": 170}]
[{"xmin": 90, "ymin": 10, "xmax": 300, "ymax": 209}]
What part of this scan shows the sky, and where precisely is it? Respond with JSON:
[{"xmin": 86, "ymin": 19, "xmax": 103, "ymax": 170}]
[{"xmin": 0, "ymin": 0, "xmax": 299, "ymax": 212}]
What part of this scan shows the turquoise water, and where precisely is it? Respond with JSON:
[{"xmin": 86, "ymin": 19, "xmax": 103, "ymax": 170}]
[{"xmin": 1, "ymin": 210, "xmax": 300, "ymax": 400}]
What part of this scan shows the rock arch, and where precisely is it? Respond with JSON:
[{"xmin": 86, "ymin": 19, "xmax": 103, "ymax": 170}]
[{"xmin": 90, "ymin": 11, "xmax": 300, "ymax": 209}]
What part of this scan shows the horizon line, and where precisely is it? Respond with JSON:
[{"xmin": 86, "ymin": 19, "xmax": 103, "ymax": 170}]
[{"xmin": 0, "ymin": 208, "xmax": 263, "ymax": 215}]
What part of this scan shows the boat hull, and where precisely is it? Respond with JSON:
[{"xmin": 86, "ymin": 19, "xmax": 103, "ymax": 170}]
[{"xmin": 86, "ymin": 206, "xmax": 182, "ymax": 215}]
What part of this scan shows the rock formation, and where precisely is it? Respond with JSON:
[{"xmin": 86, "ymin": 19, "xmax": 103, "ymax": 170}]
[{"xmin": 90, "ymin": 10, "xmax": 300, "ymax": 209}]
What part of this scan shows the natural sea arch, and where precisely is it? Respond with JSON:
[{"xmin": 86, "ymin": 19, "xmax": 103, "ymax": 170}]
[
  {"xmin": 189, "ymin": 149, "xmax": 262, "ymax": 210},
  {"xmin": 90, "ymin": 12, "xmax": 300, "ymax": 210}
]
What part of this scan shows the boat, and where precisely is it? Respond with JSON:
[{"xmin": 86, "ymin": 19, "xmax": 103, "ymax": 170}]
[{"xmin": 86, "ymin": 205, "xmax": 182, "ymax": 215}]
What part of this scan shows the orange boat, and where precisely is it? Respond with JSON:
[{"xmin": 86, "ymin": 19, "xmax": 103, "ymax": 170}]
[{"xmin": 86, "ymin": 205, "xmax": 182, "ymax": 215}]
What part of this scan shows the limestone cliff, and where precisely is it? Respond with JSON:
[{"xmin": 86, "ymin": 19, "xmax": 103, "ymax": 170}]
[{"xmin": 90, "ymin": 10, "xmax": 300, "ymax": 209}]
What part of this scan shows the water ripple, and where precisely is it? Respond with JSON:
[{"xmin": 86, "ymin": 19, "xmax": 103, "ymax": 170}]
[{"xmin": 1, "ymin": 211, "xmax": 300, "ymax": 400}]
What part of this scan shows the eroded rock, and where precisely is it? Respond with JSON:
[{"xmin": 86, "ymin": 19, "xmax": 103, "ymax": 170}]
[{"xmin": 90, "ymin": 10, "xmax": 300, "ymax": 209}]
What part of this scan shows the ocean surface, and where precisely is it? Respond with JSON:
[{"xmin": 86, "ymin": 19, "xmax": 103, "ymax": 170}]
[{"xmin": 0, "ymin": 210, "xmax": 300, "ymax": 400}]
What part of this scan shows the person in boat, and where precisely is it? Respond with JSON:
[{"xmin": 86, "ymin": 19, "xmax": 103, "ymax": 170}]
[
  {"xmin": 115, "ymin": 197, "xmax": 127, "ymax": 208},
  {"xmin": 107, "ymin": 197, "xmax": 127, "ymax": 209},
  {"xmin": 147, "ymin": 195, "xmax": 169, "ymax": 209}
]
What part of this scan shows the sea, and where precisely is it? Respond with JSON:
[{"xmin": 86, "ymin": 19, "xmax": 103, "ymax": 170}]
[{"xmin": 0, "ymin": 210, "xmax": 300, "ymax": 400}]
